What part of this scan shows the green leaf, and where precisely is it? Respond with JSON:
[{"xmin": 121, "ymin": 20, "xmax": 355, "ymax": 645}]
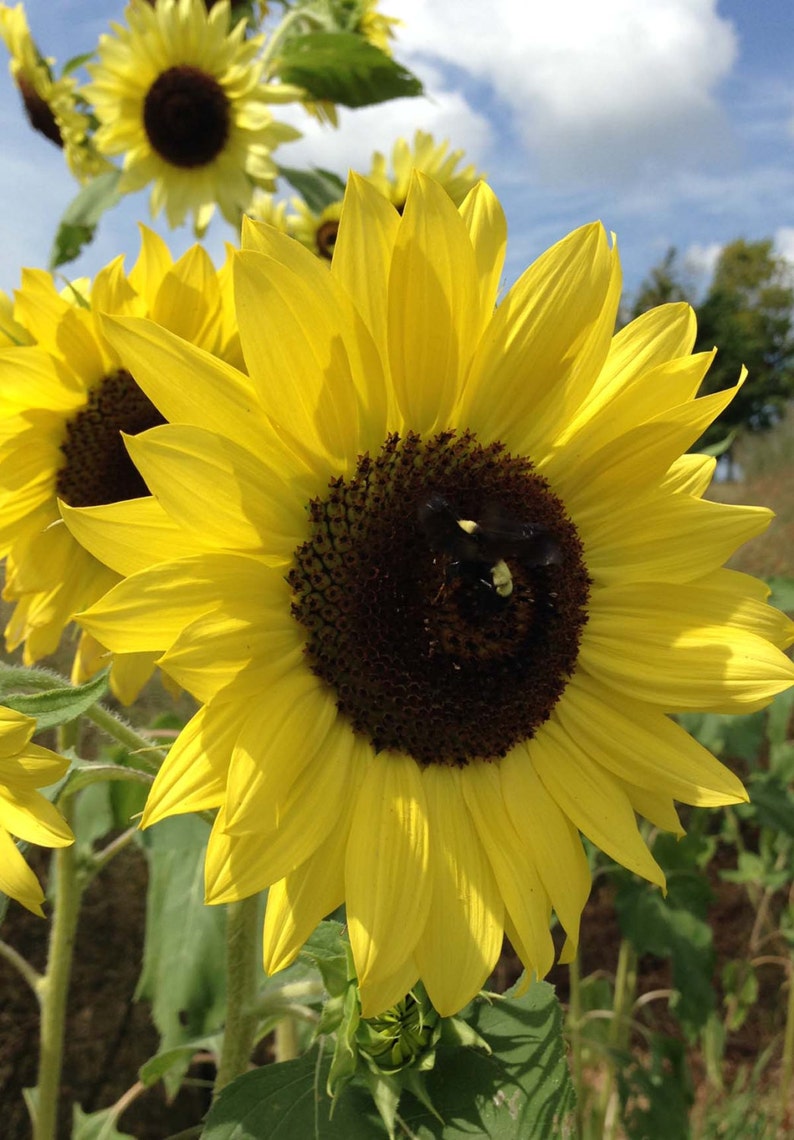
[
  {"xmin": 136, "ymin": 815, "xmax": 228, "ymax": 1097},
  {"xmin": 203, "ymin": 1048, "xmax": 385, "ymax": 1138},
  {"xmin": 49, "ymin": 169, "xmax": 122, "ymax": 270},
  {"xmin": 203, "ymin": 982, "xmax": 573, "ymax": 1139},
  {"xmin": 72, "ymin": 1104, "xmax": 135, "ymax": 1140},
  {"xmin": 0, "ymin": 668, "xmax": 110, "ymax": 730},
  {"xmin": 277, "ymin": 164, "xmax": 346, "ymax": 212},
  {"xmin": 397, "ymin": 982, "xmax": 576, "ymax": 1138},
  {"xmin": 746, "ymin": 774, "xmax": 794, "ymax": 838},
  {"xmin": 275, "ymin": 32, "xmax": 422, "ymax": 108},
  {"xmin": 616, "ymin": 874, "xmax": 715, "ymax": 1031},
  {"xmin": 768, "ymin": 575, "xmax": 794, "ymax": 616},
  {"xmin": 138, "ymin": 1034, "xmax": 223, "ymax": 1087}
]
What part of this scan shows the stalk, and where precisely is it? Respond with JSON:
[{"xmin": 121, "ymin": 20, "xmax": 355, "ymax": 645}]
[
  {"xmin": 32, "ymin": 798, "xmax": 82, "ymax": 1140},
  {"xmin": 214, "ymin": 895, "xmax": 262, "ymax": 1095}
]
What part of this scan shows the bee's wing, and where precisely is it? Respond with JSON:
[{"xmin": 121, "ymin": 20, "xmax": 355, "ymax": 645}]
[{"xmin": 477, "ymin": 505, "xmax": 563, "ymax": 565}]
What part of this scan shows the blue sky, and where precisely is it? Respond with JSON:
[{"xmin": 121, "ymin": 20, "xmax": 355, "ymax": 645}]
[{"xmin": 1, "ymin": 0, "xmax": 792, "ymax": 304}]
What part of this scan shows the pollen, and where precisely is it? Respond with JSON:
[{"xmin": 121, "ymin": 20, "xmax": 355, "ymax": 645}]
[{"xmin": 289, "ymin": 431, "xmax": 590, "ymax": 766}]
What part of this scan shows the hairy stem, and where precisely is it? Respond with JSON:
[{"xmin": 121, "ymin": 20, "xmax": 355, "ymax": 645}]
[
  {"xmin": 32, "ymin": 800, "xmax": 82, "ymax": 1140},
  {"xmin": 214, "ymin": 896, "xmax": 262, "ymax": 1095}
]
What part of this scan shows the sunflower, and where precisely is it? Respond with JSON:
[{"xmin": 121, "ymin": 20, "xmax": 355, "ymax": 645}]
[
  {"xmin": 0, "ymin": 2, "xmax": 108, "ymax": 182},
  {"xmin": 0, "ymin": 227, "xmax": 241, "ymax": 702},
  {"xmin": 70, "ymin": 174, "xmax": 794, "ymax": 1017},
  {"xmin": 366, "ymin": 130, "xmax": 484, "ymax": 211},
  {"xmin": 287, "ymin": 197, "xmax": 344, "ymax": 260},
  {"xmin": 0, "ymin": 706, "xmax": 73, "ymax": 915},
  {"xmin": 84, "ymin": 0, "xmax": 300, "ymax": 233}
]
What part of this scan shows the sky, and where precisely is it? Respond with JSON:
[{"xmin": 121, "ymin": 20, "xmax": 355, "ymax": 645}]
[{"xmin": 0, "ymin": 0, "xmax": 792, "ymax": 304}]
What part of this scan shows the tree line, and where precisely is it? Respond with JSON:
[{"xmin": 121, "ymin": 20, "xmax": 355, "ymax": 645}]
[{"xmin": 627, "ymin": 239, "xmax": 794, "ymax": 458}]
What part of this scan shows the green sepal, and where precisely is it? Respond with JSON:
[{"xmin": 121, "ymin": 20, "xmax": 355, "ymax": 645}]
[
  {"xmin": 361, "ymin": 1069, "xmax": 401, "ymax": 1139},
  {"xmin": 274, "ymin": 32, "xmax": 422, "ymax": 108},
  {"xmin": 49, "ymin": 169, "xmax": 122, "ymax": 270},
  {"xmin": 327, "ymin": 981, "xmax": 361, "ymax": 1097}
]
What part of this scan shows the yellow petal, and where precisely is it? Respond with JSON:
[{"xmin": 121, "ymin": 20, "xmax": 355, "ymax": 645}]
[
  {"xmin": 415, "ymin": 765, "xmax": 503, "ymax": 1016},
  {"xmin": 234, "ymin": 248, "xmax": 388, "ymax": 468},
  {"xmin": 462, "ymin": 761, "xmax": 555, "ymax": 977},
  {"xmin": 0, "ymin": 786, "xmax": 74, "ymax": 846},
  {"xmin": 124, "ymin": 425, "xmax": 306, "ymax": 558},
  {"xmin": 555, "ymin": 672, "xmax": 748, "ymax": 806},
  {"xmin": 581, "ymin": 581, "xmax": 794, "ymax": 712},
  {"xmin": 0, "ymin": 826, "xmax": 45, "ymax": 915},
  {"xmin": 142, "ymin": 701, "xmax": 239, "ymax": 827},
  {"xmin": 387, "ymin": 172, "xmax": 480, "ymax": 434},
  {"xmin": 331, "ymin": 172, "xmax": 400, "ymax": 366},
  {"xmin": 500, "ymin": 748, "xmax": 591, "ymax": 948},
  {"xmin": 60, "ymin": 496, "xmax": 202, "ymax": 577},
  {"xmin": 530, "ymin": 724, "xmax": 666, "ymax": 889},
  {"xmin": 263, "ymin": 735, "xmax": 369, "ymax": 974},
  {"xmin": 345, "ymin": 752, "xmax": 431, "ymax": 993}
]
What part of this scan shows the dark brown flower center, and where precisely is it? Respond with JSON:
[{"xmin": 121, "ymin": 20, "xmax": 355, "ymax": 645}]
[
  {"xmin": 17, "ymin": 75, "xmax": 62, "ymax": 147},
  {"xmin": 55, "ymin": 369, "xmax": 166, "ymax": 507},
  {"xmin": 315, "ymin": 219, "xmax": 339, "ymax": 260},
  {"xmin": 289, "ymin": 431, "xmax": 590, "ymax": 766},
  {"xmin": 143, "ymin": 65, "xmax": 230, "ymax": 168}
]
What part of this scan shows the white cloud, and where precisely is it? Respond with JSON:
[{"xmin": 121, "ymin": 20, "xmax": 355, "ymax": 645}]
[
  {"xmin": 268, "ymin": 60, "xmax": 492, "ymax": 183},
  {"xmin": 774, "ymin": 226, "xmax": 794, "ymax": 266},
  {"xmin": 391, "ymin": 0, "xmax": 738, "ymax": 178}
]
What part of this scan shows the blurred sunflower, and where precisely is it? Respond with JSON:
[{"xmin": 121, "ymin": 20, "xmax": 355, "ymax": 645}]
[
  {"xmin": 0, "ymin": 2, "xmax": 108, "ymax": 181},
  {"xmin": 72, "ymin": 174, "xmax": 794, "ymax": 1017},
  {"xmin": 0, "ymin": 706, "xmax": 73, "ymax": 915},
  {"xmin": 367, "ymin": 130, "xmax": 483, "ymax": 210},
  {"xmin": 84, "ymin": 0, "xmax": 299, "ymax": 233},
  {"xmin": 0, "ymin": 227, "xmax": 241, "ymax": 702}
]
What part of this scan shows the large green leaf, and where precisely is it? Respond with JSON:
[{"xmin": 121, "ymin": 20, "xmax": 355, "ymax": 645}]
[
  {"xmin": 136, "ymin": 815, "xmax": 227, "ymax": 1097},
  {"xmin": 275, "ymin": 32, "xmax": 422, "ymax": 107},
  {"xmin": 203, "ymin": 981, "xmax": 574, "ymax": 1138}
]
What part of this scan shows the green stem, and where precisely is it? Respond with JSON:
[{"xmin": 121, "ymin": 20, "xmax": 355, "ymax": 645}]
[
  {"xmin": 780, "ymin": 952, "xmax": 794, "ymax": 1122},
  {"xmin": 33, "ymin": 800, "xmax": 82, "ymax": 1140},
  {"xmin": 0, "ymin": 938, "xmax": 41, "ymax": 994},
  {"xmin": 566, "ymin": 951, "xmax": 586, "ymax": 1138},
  {"xmin": 599, "ymin": 938, "xmax": 637, "ymax": 1140},
  {"xmin": 214, "ymin": 896, "xmax": 262, "ymax": 1096},
  {"xmin": 84, "ymin": 702, "xmax": 166, "ymax": 774},
  {"xmin": 260, "ymin": 5, "xmax": 320, "ymax": 74}
]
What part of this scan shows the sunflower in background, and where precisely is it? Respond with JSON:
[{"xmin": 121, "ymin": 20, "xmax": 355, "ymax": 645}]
[
  {"xmin": 0, "ymin": 706, "xmax": 73, "ymax": 916},
  {"xmin": 367, "ymin": 130, "xmax": 483, "ymax": 210},
  {"xmin": 84, "ymin": 0, "xmax": 300, "ymax": 233},
  {"xmin": 0, "ymin": 227, "xmax": 242, "ymax": 703},
  {"xmin": 0, "ymin": 2, "xmax": 109, "ymax": 182},
  {"xmin": 70, "ymin": 174, "xmax": 794, "ymax": 1017},
  {"xmin": 250, "ymin": 131, "xmax": 485, "ymax": 260}
]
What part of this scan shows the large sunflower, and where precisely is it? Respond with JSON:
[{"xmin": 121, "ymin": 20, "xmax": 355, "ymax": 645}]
[
  {"xmin": 0, "ymin": 2, "xmax": 108, "ymax": 181},
  {"xmin": 0, "ymin": 706, "xmax": 73, "ymax": 915},
  {"xmin": 0, "ymin": 227, "xmax": 241, "ymax": 702},
  {"xmin": 70, "ymin": 175, "xmax": 794, "ymax": 1017},
  {"xmin": 84, "ymin": 0, "xmax": 299, "ymax": 233}
]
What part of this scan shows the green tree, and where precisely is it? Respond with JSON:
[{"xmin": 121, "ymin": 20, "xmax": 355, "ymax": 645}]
[{"xmin": 630, "ymin": 240, "xmax": 794, "ymax": 454}]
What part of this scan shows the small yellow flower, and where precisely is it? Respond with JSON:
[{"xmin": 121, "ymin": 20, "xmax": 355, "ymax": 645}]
[
  {"xmin": 84, "ymin": 0, "xmax": 300, "ymax": 233},
  {"xmin": 0, "ymin": 2, "xmax": 108, "ymax": 182},
  {"xmin": 0, "ymin": 706, "xmax": 73, "ymax": 915},
  {"xmin": 0, "ymin": 227, "xmax": 242, "ymax": 702},
  {"xmin": 71, "ymin": 175, "xmax": 794, "ymax": 1017}
]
